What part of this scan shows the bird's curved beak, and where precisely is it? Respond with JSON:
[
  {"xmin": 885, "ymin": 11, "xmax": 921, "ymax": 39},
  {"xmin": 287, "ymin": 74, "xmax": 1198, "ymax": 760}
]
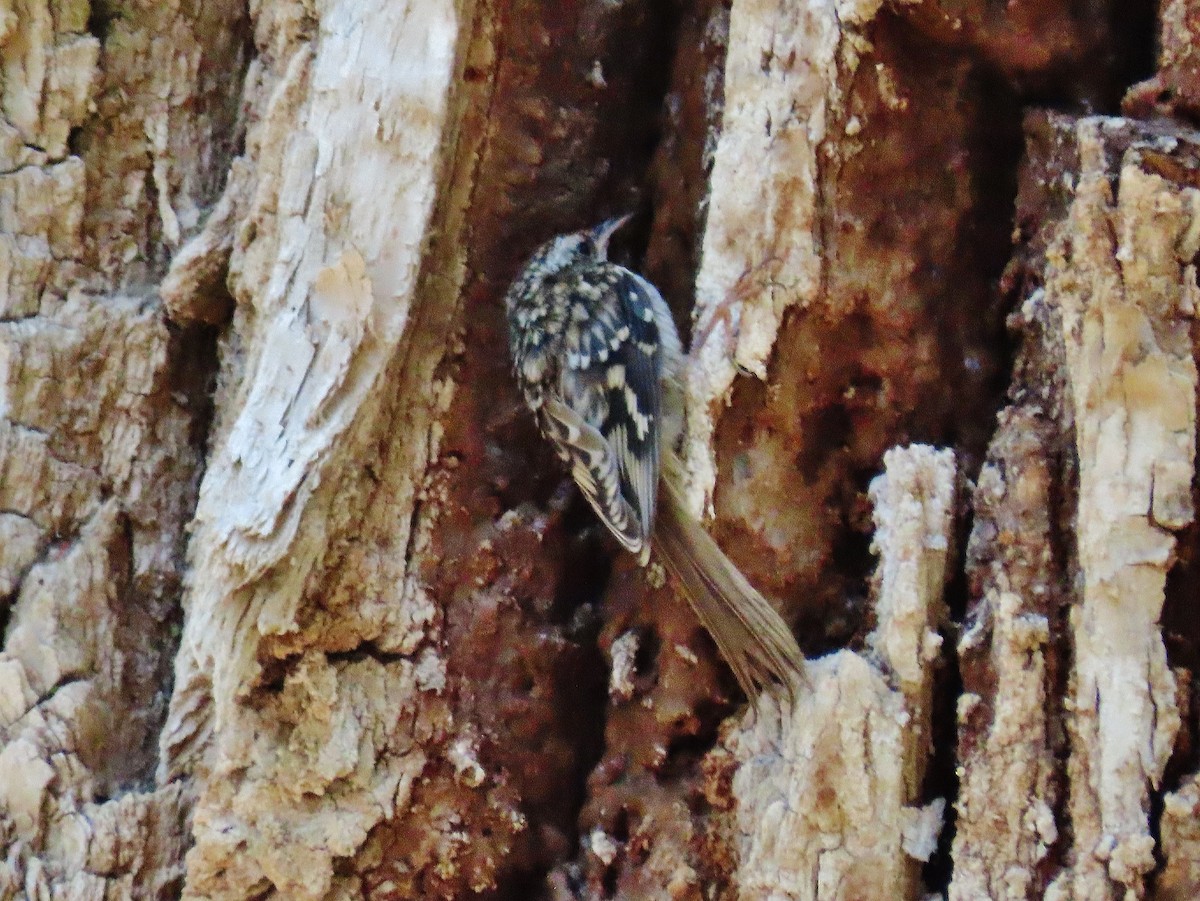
[{"xmin": 590, "ymin": 213, "xmax": 634, "ymax": 255}]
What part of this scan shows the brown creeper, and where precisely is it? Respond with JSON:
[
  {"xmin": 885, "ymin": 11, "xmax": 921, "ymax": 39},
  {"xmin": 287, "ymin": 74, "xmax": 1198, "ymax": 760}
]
[{"xmin": 505, "ymin": 217, "xmax": 806, "ymax": 697}]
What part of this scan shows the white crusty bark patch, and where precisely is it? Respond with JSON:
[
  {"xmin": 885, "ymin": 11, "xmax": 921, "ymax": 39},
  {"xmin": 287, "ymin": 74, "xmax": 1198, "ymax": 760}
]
[
  {"xmin": 724, "ymin": 444, "xmax": 954, "ymax": 901},
  {"xmin": 1049, "ymin": 118, "xmax": 1197, "ymax": 898},
  {"xmin": 685, "ymin": 0, "xmax": 892, "ymax": 516}
]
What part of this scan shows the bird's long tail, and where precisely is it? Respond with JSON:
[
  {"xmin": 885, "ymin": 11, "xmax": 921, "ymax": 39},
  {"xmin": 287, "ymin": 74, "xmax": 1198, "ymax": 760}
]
[{"xmin": 655, "ymin": 457, "xmax": 807, "ymax": 699}]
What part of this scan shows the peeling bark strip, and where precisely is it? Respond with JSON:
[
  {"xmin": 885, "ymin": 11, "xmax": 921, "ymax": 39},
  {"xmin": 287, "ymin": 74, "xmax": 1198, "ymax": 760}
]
[
  {"xmin": 953, "ymin": 407, "xmax": 1067, "ymax": 899},
  {"xmin": 720, "ymin": 445, "xmax": 953, "ymax": 901},
  {"xmin": 685, "ymin": 0, "xmax": 844, "ymax": 514},
  {"xmin": 156, "ymin": 2, "xmax": 478, "ymax": 898},
  {"xmin": 867, "ymin": 446, "xmax": 954, "ymax": 799},
  {"xmin": 953, "ymin": 112, "xmax": 1200, "ymax": 901},
  {"xmin": 1053, "ymin": 117, "xmax": 1195, "ymax": 898}
]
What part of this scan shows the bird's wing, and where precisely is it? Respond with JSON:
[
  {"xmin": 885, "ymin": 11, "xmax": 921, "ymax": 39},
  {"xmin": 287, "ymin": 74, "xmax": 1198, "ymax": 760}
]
[
  {"xmin": 541, "ymin": 396, "xmax": 644, "ymax": 556},
  {"xmin": 555, "ymin": 263, "xmax": 672, "ymax": 559}
]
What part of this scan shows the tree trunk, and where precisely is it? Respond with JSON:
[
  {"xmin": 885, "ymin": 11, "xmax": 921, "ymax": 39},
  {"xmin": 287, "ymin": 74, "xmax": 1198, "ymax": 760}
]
[{"xmin": 0, "ymin": 0, "xmax": 1197, "ymax": 899}]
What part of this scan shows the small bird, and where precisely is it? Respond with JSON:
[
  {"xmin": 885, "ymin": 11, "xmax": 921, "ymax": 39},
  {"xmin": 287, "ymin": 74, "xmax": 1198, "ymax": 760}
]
[{"xmin": 504, "ymin": 216, "xmax": 806, "ymax": 698}]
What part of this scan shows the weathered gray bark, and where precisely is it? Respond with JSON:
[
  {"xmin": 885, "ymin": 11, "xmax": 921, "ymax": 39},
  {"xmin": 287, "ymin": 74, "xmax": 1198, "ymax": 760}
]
[{"xmin": 0, "ymin": 0, "xmax": 1198, "ymax": 900}]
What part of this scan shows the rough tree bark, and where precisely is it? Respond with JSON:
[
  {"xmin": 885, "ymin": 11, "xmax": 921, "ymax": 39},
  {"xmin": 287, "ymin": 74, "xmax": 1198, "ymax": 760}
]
[{"xmin": 0, "ymin": 0, "xmax": 1197, "ymax": 900}]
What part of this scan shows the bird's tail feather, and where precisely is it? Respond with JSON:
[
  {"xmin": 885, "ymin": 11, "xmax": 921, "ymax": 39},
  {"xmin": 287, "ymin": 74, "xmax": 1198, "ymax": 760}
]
[{"xmin": 655, "ymin": 459, "xmax": 806, "ymax": 699}]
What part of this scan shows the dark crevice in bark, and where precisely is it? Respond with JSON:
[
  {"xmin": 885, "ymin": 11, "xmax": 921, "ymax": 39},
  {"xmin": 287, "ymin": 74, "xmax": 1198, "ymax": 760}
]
[
  {"xmin": 91, "ymin": 509, "xmax": 155, "ymax": 795},
  {"xmin": 549, "ymin": 495, "xmax": 616, "ymax": 627},
  {"xmin": 917, "ymin": 55, "xmax": 1025, "ymax": 895},
  {"xmin": 86, "ymin": 0, "xmax": 120, "ymax": 42},
  {"xmin": 1161, "ymin": 306, "xmax": 1200, "ymax": 797},
  {"xmin": 113, "ymin": 319, "xmax": 220, "ymax": 792},
  {"xmin": 0, "ymin": 593, "xmax": 11, "ymax": 647},
  {"xmin": 1106, "ymin": 0, "xmax": 1162, "ymax": 110},
  {"xmin": 1151, "ymin": 319, "xmax": 1200, "ymax": 901},
  {"xmin": 825, "ymin": 499, "xmax": 874, "ymax": 655},
  {"xmin": 1162, "ymin": 526, "xmax": 1200, "ymax": 797},
  {"xmin": 923, "ymin": 649, "xmax": 963, "ymax": 891},
  {"xmin": 1044, "ymin": 415, "xmax": 1081, "ymax": 888},
  {"xmin": 920, "ymin": 472, "xmax": 968, "ymax": 894},
  {"xmin": 66, "ymin": 126, "xmax": 86, "ymax": 159},
  {"xmin": 169, "ymin": 322, "xmax": 223, "ymax": 483}
]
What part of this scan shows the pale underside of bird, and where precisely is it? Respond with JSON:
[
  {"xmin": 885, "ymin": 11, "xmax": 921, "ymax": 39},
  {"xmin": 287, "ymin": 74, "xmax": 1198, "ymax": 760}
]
[{"xmin": 504, "ymin": 216, "xmax": 806, "ymax": 698}]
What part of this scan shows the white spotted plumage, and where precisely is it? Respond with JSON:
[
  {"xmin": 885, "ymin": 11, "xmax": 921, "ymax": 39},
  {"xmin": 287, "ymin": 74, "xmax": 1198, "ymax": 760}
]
[
  {"xmin": 504, "ymin": 217, "xmax": 680, "ymax": 563},
  {"xmin": 505, "ymin": 217, "xmax": 806, "ymax": 698}
]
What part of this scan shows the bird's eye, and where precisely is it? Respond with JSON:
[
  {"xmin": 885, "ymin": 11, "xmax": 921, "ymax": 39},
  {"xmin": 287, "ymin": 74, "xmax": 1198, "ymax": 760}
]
[{"xmin": 577, "ymin": 235, "xmax": 596, "ymax": 255}]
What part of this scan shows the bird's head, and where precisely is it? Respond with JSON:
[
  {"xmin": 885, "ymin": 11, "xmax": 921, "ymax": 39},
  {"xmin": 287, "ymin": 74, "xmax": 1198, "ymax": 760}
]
[{"xmin": 521, "ymin": 214, "xmax": 632, "ymax": 278}]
